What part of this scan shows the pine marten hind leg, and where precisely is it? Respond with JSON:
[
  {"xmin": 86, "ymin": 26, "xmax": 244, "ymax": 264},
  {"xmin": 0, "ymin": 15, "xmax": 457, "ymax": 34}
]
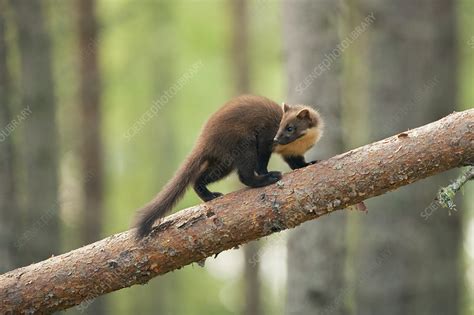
[{"xmin": 194, "ymin": 161, "xmax": 233, "ymax": 202}]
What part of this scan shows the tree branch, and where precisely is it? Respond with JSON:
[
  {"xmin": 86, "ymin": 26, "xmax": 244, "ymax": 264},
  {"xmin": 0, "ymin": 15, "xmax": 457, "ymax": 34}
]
[
  {"xmin": 436, "ymin": 166, "xmax": 474, "ymax": 213},
  {"xmin": 1, "ymin": 109, "xmax": 473, "ymax": 314}
]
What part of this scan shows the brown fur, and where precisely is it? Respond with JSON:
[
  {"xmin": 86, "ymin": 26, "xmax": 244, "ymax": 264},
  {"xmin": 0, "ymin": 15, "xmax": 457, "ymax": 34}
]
[
  {"xmin": 134, "ymin": 95, "xmax": 283, "ymax": 238},
  {"xmin": 197, "ymin": 95, "xmax": 282, "ymax": 156},
  {"xmin": 134, "ymin": 96, "xmax": 324, "ymax": 239}
]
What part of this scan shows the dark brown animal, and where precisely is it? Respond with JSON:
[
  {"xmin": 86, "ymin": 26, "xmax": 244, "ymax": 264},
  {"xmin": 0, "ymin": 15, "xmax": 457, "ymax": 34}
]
[{"xmin": 134, "ymin": 95, "xmax": 323, "ymax": 238}]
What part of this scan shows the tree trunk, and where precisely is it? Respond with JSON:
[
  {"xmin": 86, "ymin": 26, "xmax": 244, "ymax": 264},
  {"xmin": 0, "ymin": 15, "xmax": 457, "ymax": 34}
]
[
  {"xmin": 10, "ymin": 0, "xmax": 59, "ymax": 266},
  {"xmin": 340, "ymin": 3, "xmax": 371, "ymax": 312},
  {"xmin": 0, "ymin": 0, "xmax": 18, "ymax": 273},
  {"xmin": 230, "ymin": 1, "xmax": 263, "ymax": 315},
  {"xmin": 353, "ymin": 1, "xmax": 461, "ymax": 314},
  {"xmin": 0, "ymin": 109, "xmax": 472, "ymax": 314},
  {"xmin": 77, "ymin": 0, "xmax": 104, "ymax": 313},
  {"xmin": 77, "ymin": 0, "xmax": 103, "ymax": 245},
  {"xmin": 231, "ymin": 0, "xmax": 250, "ymax": 94},
  {"xmin": 282, "ymin": 1, "xmax": 348, "ymax": 314}
]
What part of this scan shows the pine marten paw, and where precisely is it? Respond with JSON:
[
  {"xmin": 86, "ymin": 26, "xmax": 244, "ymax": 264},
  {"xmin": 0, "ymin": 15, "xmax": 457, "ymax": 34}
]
[
  {"xmin": 202, "ymin": 192, "xmax": 224, "ymax": 202},
  {"xmin": 210, "ymin": 192, "xmax": 224, "ymax": 199},
  {"xmin": 267, "ymin": 171, "xmax": 282, "ymax": 180}
]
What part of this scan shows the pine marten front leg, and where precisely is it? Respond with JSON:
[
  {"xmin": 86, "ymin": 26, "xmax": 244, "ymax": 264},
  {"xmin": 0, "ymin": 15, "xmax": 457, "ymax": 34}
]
[
  {"xmin": 239, "ymin": 138, "xmax": 282, "ymax": 187},
  {"xmin": 256, "ymin": 136, "xmax": 282, "ymax": 179},
  {"xmin": 283, "ymin": 155, "xmax": 319, "ymax": 170}
]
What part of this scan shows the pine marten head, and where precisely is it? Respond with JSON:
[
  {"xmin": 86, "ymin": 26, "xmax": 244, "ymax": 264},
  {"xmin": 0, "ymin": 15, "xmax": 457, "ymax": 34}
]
[{"xmin": 273, "ymin": 103, "xmax": 323, "ymax": 156}]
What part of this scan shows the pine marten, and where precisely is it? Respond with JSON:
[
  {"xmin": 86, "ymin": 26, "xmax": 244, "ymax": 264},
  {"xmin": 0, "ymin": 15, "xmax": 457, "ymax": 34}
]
[{"xmin": 134, "ymin": 95, "xmax": 323, "ymax": 238}]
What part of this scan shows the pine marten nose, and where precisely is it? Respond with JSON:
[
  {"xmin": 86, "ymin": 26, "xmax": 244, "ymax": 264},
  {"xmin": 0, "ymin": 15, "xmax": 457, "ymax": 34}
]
[{"xmin": 273, "ymin": 137, "xmax": 279, "ymax": 144}]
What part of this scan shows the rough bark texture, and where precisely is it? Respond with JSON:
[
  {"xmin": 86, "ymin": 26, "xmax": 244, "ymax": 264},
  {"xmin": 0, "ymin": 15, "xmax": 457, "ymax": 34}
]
[
  {"xmin": 353, "ymin": 1, "xmax": 461, "ymax": 314},
  {"xmin": 0, "ymin": 110, "xmax": 472, "ymax": 314},
  {"xmin": 11, "ymin": 0, "xmax": 59, "ymax": 266},
  {"xmin": 282, "ymin": 1, "xmax": 348, "ymax": 314}
]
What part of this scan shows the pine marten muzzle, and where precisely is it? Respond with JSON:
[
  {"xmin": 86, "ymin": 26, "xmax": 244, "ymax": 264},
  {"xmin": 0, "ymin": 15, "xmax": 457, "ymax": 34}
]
[{"xmin": 134, "ymin": 95, "xmax": 323, "ymax": 238}]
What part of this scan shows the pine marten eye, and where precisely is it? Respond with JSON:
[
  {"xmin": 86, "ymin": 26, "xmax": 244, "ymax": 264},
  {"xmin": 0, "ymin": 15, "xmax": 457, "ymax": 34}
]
[{"xmin": 286, "ymin": 125, "xmax": 295, "ymax": 132}]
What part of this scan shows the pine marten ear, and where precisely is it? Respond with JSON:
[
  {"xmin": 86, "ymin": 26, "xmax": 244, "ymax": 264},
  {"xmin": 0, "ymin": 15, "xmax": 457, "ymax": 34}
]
[
  {"xmin": 283, "ymin": 102, "xmax": 291, "ymax": 113},
  {"xmin": 296, "ymin": 108, "xmax": 310, "ymax": 119}
]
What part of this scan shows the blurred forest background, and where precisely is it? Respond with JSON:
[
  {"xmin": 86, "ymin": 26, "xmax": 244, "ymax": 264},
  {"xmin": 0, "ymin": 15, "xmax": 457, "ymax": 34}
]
[{"xmin": 0, "ymin": 0, "xmax": 473, "ymax": 314}]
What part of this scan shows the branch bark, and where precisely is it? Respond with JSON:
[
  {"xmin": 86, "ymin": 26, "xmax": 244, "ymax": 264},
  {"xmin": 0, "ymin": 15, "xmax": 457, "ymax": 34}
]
[{"xmin": 1, "ymin": 109, "xmax": 473, "ymax": 314}]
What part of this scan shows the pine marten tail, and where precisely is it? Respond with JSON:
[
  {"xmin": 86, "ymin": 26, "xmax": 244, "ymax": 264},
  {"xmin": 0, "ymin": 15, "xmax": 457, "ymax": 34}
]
[{"xmin": 134, "ymin": 148, "xmax": 206, "ymax": 239}]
